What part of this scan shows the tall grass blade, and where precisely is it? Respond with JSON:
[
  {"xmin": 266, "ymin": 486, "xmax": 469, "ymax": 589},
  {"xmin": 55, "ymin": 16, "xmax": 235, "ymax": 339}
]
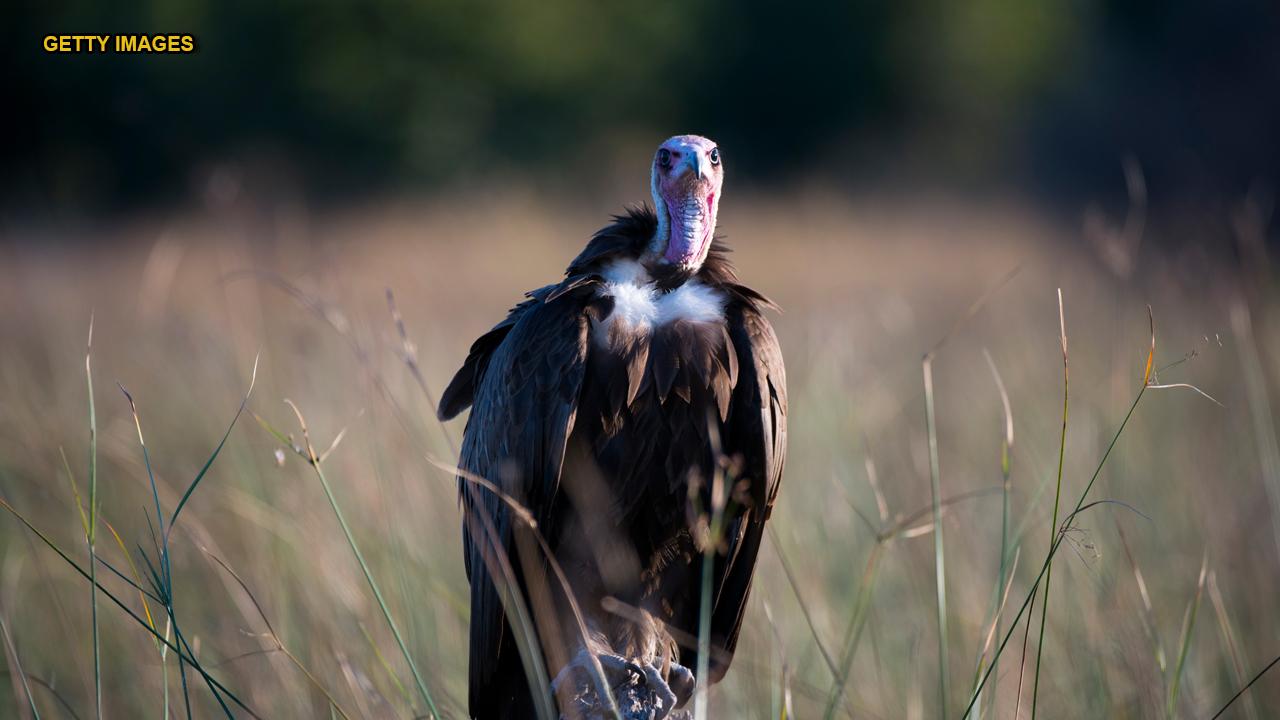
[
  {"xmin": 961, "ymin": 309, "xmax": 1154, "ymax": 719},
  {"xmin": 204, "ymin": 550, "xmax": 354, "ymax": 720},
  {"xmin": 172, "ymin": 621, "xmax": 233, "ymax": 717},
  {"xmin": 1014, "ymin": 585, "xmax": 1038, "ymax": 718},
  {"xmin": 59, "ymin": 448, "xmax": 90, "ymax": 540},
  {"xmin": 1229, "ymin": 300, "xmax": 1280, "ymax": 565},
  {"xmin": 83, "ymin": 316, "xmax": 102, "ymax": 720},
  {"xmin": 922, "ymin": 354, "xmax": 949, "ymax": 717},
  {"xmin": 693, "ymin": 517, "xmax": 715, "ymax": 720},
  {"xmin": 1207, "ymin": 571, "xmax": 1259, "ymax": 720},
  {"xmin": 823, "ymin": 542, "xmax": 884, "ymax": 719},
  {"xmin": 282, "ymin": 400, "xmax": 441, "ymax": 720},
  {"xmin": 982, "ymin": 348, "xmax": 1015, "ymax": 720},
  {"xmin": 967, "ymin": 548, "xmax": 1020, "ymax": 720},
  {"xmin": 396, "ymin": 297, "xmax": 616, "ymax": 718},
  {"xmin": 0, "ymin": 609, "xmax": 41, "ymax": 720},
  {"xmin": 101, "ymin": 520, "xmax": 158, "ymax": 635},
  {"xmin": 357, "ymin": 622, "xmax": 412, "ymax": 707},
  {"xmin": 1167, "ymin": 554, "xmax": 1207, "ymax": 718},
  {"xmin": 168, "ymin": 354, "xmax": 259, "ymax": 531},
  {"xmin": 122, "ymin": 357, "xmax": 259, "ymax": 720},
  {"xmin": 119, "ymin": 379, "xmax": 188, "ymax": 719},
  {"xmin": 118, "ymin": 384, "xmax": 166, "ymax": 564},
  {"xmin": 694, "ymin": 421, "xmax": 729, "ymax": 720},
  {"xmin": 433, "ymin": 458, "xmax": 610, "ymax": 720},
  {"xmin": 1030, "ymin": 289, "xmax": 1069, "ymax": 719},
  {"xmin": 768, "ymin": 528, "xmax": 839, "ymax": 679},
  {"xmin": 161, "ymin": 618, "xmax": 172, "ymax": 720},
  {"xmin": 0, "ymin": 498, "xmax": 260, "ymax": 718},
  {"xmin": 1117, "ymin": 521, "xmax": 1167, "ymax": 681},
  {"xmin": 1210, "ymin": 653, "xmax": 1280, "ymax": 720}
]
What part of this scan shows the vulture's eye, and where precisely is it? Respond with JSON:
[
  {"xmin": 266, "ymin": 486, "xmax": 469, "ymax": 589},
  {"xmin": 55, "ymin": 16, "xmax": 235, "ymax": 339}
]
[
  {"xmin": 658, "ymin": 149, "xmax": 672, "ymax": 169},
  {"xmin": 709, "ymin": 148, "xmax": 720, "ymax": 165}
]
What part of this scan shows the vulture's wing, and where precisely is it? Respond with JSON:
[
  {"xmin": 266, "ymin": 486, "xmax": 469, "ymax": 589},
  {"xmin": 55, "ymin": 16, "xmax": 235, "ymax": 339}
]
[
  {"xmin": 704, "ymin": 298, "xmax": 787, "ymax": 681},
  {"xmin": 441, "ymin": 282, "xmax": 593, "ymax": 714}
]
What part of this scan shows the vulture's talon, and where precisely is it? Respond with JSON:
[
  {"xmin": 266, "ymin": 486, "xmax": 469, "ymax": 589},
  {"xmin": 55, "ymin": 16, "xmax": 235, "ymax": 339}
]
[
  {"xmin": 551, "ymin": 650, "xmax": 640, "ymax": 698},
  {"xmin": 637, "ymin": 663, "xmax": 676, "ymax": 714},
  {"xmin": 665, "ymin": 662, "xmax": 695, "ymax": 708},
  {"xmin": 552, "ymin": 651, "xmax": 695, "ymax": 720}
]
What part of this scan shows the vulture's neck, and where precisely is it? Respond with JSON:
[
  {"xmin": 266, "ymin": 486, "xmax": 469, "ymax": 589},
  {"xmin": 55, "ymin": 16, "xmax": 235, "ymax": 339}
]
[
  {"xmin": 647, "ymin": 178, "xmax": 717, "ymax": 275},
  {"xmin": 567, "ymin": 206, "xmax": 739, "ymax": 293}
]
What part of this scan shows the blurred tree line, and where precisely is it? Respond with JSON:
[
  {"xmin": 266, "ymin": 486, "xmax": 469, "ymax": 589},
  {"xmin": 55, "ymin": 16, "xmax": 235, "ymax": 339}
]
[{"xmin": 5, "ymin": 0, "xmax": 1278, "ymax": 215}]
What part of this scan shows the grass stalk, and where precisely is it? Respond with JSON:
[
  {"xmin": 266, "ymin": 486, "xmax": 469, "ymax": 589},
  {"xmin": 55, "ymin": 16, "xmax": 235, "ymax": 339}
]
[
  {"xmin": 204, "ymin": 551, "xmax": 354, "ymax": 719},
  {"xmin": 967, "ymin": 548, "xmax": 1020, "ymax": 720},
  {"xmin": 1207, "ymin": 571, "xmax": 1259, "ymax": 720},
  {"xmin": 283, "ymin": 400, "xmax": 441, "ymax": 720},
  {"xmin": 460, "ymin": 493, "xmax": 558, "ymax": 720},
  {"xmin": 122, "ymin": 356, "xmax": 259, "ymax": 720},
  {"xmin": 982, "ymin": 348, "xmax": 1015, "ymax": 720},
  {"xmin": 970, "ymin": 548, "xmax": 1021, "ymax": 690},
  {"xmin": 768, "ymin": 527, "xmax": 840, "ymax": 679},
  {"xmin": 161, "ymin": 618, "xmax": 171, "ymax": 720},
  {"xmin": 388, "ymin": 297, "xmax": 567, "ymax": 718},
  {"xmin": 1014, "ymin": 584, "xmax": 1039, "ymax": 718},
  {"xmin": 84, "ymin": 317, "xmax": 102, "ymax": 720},
  {"xmin": 1030, "ymin": 289, "xmax": 1069, "ymax": 718},
  {"xmin": 962, "ymin": 396, "xmax": 1143, "ymax": 718},
  {"xmin": 0, "ymin": 608, "xmax": 41, "ymax": 720},
  {"xmin": 961, "ymin": 310, "xmax": 1154, "ymax": 720},
  {"xmin": 120, "ymin": 383, "xmax": 194, "ymax": 719},
  {"xmin": 696, "ymin": 474, "xmax": 726, "ymax": 720},
  {"xmin": 922, "ymin": 354, "xmax": 949, "ymax": 717},
  {"xmin": 103, "ymin": 519, "xmax": 173, "ymax": 718},
  {"xmin": 358, "ymin": 622, "xmax": 412, "ymax": 707},
  {"xmin": 115, "ymin": 386, "xmax": 172, "ymax": 717},
  {"xmin": 822, "ymin": 541, "xmax": 884, "ymax": 719},
  {"xmin": 1229, "ymin": 300, "xmax": 1280, "ymax": 565},
  {"xmin": 0, "ymin": 497, "xmax": 260, "ymax": 718},
  {"xmin": 821, "ymin": 487, "xmax": 999, "ymax": 720},
  {"xmin": 1211, "ymin": 653, "xmax": 1280, "ymax": 719},
  {"xmin": 693, "ymin": 520, "xmax": 716, "ymax": 720},
  {"xmin": 1167, "ymin": 554, "xmax": 1207, "ymax": 718}
]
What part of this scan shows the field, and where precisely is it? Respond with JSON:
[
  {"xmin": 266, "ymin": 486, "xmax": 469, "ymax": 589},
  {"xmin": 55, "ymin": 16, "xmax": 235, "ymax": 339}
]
[{"xmin": 1, "ymin": 190, "xmax": 1277, "ymax": 718}]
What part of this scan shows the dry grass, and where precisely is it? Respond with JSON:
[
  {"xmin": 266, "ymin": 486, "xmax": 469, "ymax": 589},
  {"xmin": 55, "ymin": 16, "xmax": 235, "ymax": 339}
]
[{"xmin": 0, "ymin": 190, "xmax": 1277, "ymax": 718}]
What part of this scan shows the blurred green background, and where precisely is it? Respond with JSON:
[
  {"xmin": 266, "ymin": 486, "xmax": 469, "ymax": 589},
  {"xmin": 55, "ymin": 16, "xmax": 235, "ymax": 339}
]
[{"xmin": 6, "ymin": 0, "xmax": 1279, "ymax": 218}]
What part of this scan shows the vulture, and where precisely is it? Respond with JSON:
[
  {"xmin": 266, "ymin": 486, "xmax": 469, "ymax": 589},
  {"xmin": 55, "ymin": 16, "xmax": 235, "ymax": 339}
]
[{"xmin": 439, "ymin": 134, "xmax": 787, "ymax": 719}]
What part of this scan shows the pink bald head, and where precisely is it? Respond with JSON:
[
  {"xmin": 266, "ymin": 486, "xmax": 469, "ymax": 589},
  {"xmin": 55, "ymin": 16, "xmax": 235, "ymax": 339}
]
[{"xmin": 649, "ymin": 134, "xmax": 723, "ymax": 271}]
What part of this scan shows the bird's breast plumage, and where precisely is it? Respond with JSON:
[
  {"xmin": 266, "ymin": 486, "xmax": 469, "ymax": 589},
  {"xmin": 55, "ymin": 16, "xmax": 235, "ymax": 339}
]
[
  {"xmin": 590, "ymin": 259, "xmax": 728, "ymax": 350},
  {"xmin": 569, "ymin": 260, "xmax": 741, "ymax": 536}
]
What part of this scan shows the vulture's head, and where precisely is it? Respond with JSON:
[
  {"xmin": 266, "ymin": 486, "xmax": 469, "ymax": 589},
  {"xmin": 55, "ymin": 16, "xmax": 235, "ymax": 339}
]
[{"xmin": 648, "ymin": 134, "xmax": 723, "ymax": 272}]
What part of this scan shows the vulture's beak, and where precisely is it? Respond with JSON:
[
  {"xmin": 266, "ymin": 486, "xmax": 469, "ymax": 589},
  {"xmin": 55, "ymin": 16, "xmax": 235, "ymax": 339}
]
[{"xmin": 688, "ymin": 153, "xmax": 706, "ymax": 181}]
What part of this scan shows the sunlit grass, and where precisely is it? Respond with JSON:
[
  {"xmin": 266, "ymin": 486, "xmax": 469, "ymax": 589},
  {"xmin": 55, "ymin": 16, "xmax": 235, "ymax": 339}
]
[{"xmin": 0, "ymin": 195, "xmax": 1276, "ymax": 718}]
